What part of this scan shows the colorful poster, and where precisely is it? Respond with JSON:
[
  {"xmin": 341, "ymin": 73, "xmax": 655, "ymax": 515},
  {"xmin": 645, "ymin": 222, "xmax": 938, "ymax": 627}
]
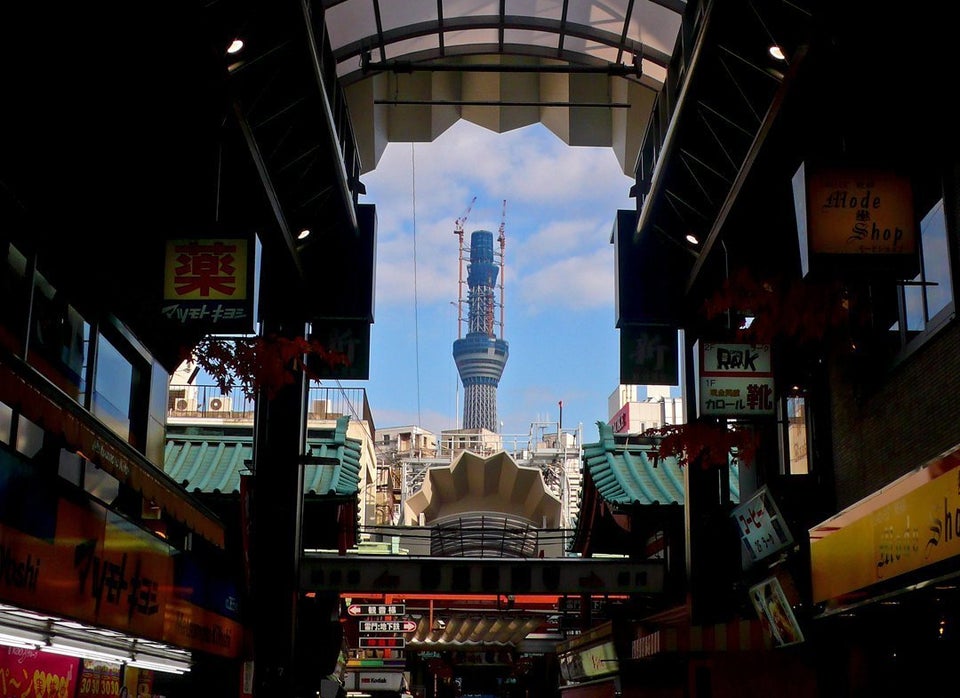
[
  {"xmin": 0, "ymin": 646, "xmax": 79, "ymax": 697},
  {"xmin": 749, "ymin": 577, "xmax": 804, "ymax": 647},
  {"xmin": 77, "ymin": 659, "xmax": 122, "ymax": 697}
]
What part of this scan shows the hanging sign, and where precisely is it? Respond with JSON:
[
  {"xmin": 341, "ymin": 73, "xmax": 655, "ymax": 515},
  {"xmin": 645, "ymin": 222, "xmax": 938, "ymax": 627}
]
[
  {"xmin": 161, "ymin": 235, "xmax": 257, "ymax": 333},
  {"xmin": 695, "ymin": 341, "xmax": 774, "ymax": 418},
  {"xmin": 619, "ymin": 324, "xmax": 679, "ymax": 386},
  {"xmin": 359, "ymin": 620, "xmax": 417, "ymax": 633},
  {"xmin": 792, "ymin": 162, "xmax": 919, "ymax": 279},
  {"xmin": 731, "ymin": 486, "xmax": 794, "ymax": 567},
  {"xmin": 358, "ymin": 637, "xmax": 406, "ymax": 649},
  {"xmin": 347, "ymin": 604, "xmax": 405, "ymax": 617}
]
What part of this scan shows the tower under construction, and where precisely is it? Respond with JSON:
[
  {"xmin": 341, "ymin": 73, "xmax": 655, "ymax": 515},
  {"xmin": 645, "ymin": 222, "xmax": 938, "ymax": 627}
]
[{"xmin": 452, "ymin": 215, "xmax": 508, "ymax": 432}]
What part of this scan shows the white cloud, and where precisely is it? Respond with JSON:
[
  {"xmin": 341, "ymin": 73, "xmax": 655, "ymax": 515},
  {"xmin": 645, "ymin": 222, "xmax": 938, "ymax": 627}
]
[{"xmin": 516, "ymin": 246, "xmax": 614, "ymax": 313}]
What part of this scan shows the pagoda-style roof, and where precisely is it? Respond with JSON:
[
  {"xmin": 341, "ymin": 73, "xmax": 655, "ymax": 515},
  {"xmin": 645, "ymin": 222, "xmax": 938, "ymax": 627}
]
[
  {"xmin": 164, "ymin": 415, "xmax": 362, "ymax": 497},
  {"xmin": 570, "ymin": 422, "xmax": 741, "ymax": 555},
  {"xmin": 581, "ymin": 421, "xmax": 740, "ymax": 508}
]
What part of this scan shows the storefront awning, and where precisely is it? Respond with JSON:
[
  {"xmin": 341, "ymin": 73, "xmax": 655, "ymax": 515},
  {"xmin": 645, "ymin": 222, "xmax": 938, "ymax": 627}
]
[{"xmin": 0, "ymin": 355, "xmax": 225, "ymax": 548}]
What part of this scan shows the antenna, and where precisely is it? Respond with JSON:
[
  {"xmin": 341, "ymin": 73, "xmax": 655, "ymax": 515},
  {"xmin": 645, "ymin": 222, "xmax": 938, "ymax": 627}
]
[{"xmin": 497, "ymin": 200, "xmax": 506, "ymax": 338}]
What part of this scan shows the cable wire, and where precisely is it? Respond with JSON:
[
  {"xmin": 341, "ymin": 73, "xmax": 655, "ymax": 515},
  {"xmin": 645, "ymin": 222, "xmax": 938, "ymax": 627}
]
[{"xmin": 412, "ymin": 143, "xmax": 422, "ymax": 426}]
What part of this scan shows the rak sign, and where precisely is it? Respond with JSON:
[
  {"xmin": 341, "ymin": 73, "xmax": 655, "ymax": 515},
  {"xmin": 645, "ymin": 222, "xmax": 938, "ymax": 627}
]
[{"xmin": 695, "ymin": 341, "xmax": 774, "ymax": 418}]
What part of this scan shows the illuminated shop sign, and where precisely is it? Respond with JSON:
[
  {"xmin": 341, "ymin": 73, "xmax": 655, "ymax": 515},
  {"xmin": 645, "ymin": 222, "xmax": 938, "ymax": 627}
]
[{"xmin": 792, "ymin": 162, "xmax": 919, "ymax": 279}]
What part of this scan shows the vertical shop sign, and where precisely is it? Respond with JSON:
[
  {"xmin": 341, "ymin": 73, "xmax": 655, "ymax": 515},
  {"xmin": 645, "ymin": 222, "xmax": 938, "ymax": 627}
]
[
  {"xmin": 619, "ymin": 325, "xmax": 678, "ymax": 386},
  {"xmin": 161, "ymin": 237, "xmax": 256, "ymax": 333}
]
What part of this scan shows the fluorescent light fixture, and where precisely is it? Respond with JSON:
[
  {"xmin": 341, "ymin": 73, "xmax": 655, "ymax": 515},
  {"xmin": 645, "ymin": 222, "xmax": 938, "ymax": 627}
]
[
  {"xmin": 685, "ymin": 234, "xmax": 699, "ymax": 245},
  {"xmin": 128, "ymin": 657, "xmax": 191, "ymax": 674},
  {"xmin": 43, "ymin": 640, "xmax": 129, "ymax": 665},
  {"xmin": 227, "ymin": 39, "xmax": 244, "ymax": 55},
  {"xmin": 768, "ymin": 45, "xmax": 785, "ymax": 61},
  {"xmin": 0, "ymin": 631, "xmax": 42, "ymax": 650}
]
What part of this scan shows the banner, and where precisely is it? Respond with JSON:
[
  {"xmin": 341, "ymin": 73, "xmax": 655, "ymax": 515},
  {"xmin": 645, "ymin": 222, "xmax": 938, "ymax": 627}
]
[{"xmin": 0, "ymin": 646, "xmax": 78, "ymax": 697}]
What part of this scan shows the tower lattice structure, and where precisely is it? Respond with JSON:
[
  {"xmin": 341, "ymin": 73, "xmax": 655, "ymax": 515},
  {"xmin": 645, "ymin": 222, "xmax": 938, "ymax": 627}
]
[{"xmin": 452, "ymin": 229, "xmax": 508, "ymax": 432}]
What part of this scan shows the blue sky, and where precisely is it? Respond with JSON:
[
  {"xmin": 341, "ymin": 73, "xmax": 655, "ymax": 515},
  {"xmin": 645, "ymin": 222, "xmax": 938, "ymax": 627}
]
[{"xmin": 335, "ymin": 119, "xmax": 641, "ymax": 441}]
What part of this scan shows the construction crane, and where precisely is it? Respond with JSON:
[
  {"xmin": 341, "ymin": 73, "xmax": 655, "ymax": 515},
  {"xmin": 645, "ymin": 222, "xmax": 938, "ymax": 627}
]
[
  {"xmin": 453, "ymin": 196, "xmax": 476, "ymax": 339},
  {"xmin": 454, "ymin": 196, "xmax": 477, "ymax": 243}
]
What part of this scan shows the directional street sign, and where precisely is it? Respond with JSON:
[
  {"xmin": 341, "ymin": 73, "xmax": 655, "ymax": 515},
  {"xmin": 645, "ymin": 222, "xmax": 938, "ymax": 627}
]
[
  {"xmin": 359, "ymin": 620, "xmax": 417, "ymax": 633},
  {"xmin": 359, "ymin": 637, "xmax": 406, "ymax": 649},
  {"xmin": 347, "ymin": 604, "xmax": 406, "ymax": 617}
]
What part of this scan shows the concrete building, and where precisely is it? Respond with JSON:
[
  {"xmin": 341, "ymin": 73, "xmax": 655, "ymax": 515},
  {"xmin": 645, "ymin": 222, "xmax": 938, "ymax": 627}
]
[{"xmin": 607, "ymin": 384, "xmax": 685, "ymax": 435}]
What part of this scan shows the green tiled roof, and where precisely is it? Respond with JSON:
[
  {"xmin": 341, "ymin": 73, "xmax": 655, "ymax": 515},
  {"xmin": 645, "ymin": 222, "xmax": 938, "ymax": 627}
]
[
  {"xmin": 581, "ymin": 421, "xmax": 740, "ymax": 507},
  {"xmin": 164, "ymin": 415, "xmax": 362, "ymax": 496}
]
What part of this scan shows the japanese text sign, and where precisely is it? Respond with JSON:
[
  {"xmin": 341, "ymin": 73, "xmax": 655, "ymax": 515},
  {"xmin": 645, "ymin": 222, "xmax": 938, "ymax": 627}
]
[
  {"xmin": 695, "ymin": 341, "xmax": 775, "ymax": 418},
  {"xmin": 731, "ymin": 486, "xmax": 794, "ymax": 567},
  {"xmin": 161, "ymin": 237, "xmax": 256, "ymax": 333}
]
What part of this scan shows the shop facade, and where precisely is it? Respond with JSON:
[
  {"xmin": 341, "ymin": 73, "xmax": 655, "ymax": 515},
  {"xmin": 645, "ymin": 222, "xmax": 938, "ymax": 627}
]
[{"xmin": 0, "ymin": 234, "xmax": 246, "ymax": 695}]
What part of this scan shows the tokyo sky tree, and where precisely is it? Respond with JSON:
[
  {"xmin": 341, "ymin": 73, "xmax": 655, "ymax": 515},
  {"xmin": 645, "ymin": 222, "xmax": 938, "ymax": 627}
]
[{"xmin": 452, "ymin": 229, "xmax": 508, "ymax": 432}]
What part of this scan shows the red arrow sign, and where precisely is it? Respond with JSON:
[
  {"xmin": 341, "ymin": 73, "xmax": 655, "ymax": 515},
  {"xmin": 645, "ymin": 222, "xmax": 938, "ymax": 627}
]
[
  {"xmin": 359, "ymin": 620, "xmax": 417, "ymax": 633},
  {"xmin": 347, "ymin": 603, "xmax": 405, "ymax": 616}
]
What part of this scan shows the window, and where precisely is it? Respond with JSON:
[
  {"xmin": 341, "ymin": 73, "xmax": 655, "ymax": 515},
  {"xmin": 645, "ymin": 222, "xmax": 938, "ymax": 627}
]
[
  {"xmin": 890, "ymin": 198, "xmax": 954, "ymax": 347},
  {"xmin": 778, "ymin": 390, "xmax": 810, "ymax": 475},
  {"xmin": 28, "ymin": 267, "xmax": 90, "ymax": 401},
  {"xmin": 92, "ymin": 333, "xmax": 134, "ymax": 442},
  {"xmin": 0, "ymin": 243, "xmax": 31, "ymax": 355},
  {"xmin": 0, "ymin": 401, "xmax": 10, "ymax": 445}
]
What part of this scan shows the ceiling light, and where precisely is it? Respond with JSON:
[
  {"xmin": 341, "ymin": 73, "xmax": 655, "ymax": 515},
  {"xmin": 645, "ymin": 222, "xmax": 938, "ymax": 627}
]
[
  {"xmin": 768, "ymin": 45, "xmax": 785, "ymax": 61},
  {"xmin": 227, "ymin": 39, "xmax": 244, "ymax": 55},
  {"xmin": 128, "ymin": 656, "xmax": 191, "ymax": 674},
  {"xmin": 685, "ymin": 234, "xmax": 699, "ymax": 245},
  {"xmin": 43, "ymin": 640, "xmax": 129, "ymax": 665},
  {"xmin": 0, "ymin": 629, "xmax": 43, "ymax": 650},
  {"xmin": 298, "ymin": 228, "xmax": 311, "ymax": 240}
]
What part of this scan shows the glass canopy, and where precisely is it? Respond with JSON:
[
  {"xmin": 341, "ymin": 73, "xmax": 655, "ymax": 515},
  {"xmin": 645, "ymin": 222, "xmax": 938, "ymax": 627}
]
[{"xmin": 323, "ymin": 0, "xmax": 685, "ymax": 87}]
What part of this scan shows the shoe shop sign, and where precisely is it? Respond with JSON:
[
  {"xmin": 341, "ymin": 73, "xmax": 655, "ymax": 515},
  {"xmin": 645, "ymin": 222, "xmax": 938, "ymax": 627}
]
[{"xmin": 695, "ymin": 341, "xmax": 774, "ymax": 418}]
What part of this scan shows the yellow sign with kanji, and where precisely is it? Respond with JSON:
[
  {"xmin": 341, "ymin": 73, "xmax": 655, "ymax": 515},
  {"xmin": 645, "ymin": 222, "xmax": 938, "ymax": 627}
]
[
  {"xmin": 160, "ymin": 237, "xmax": 256, "ymax": 333},
  {"xmin": 163, "ymin": 239, "xmax": 247, "ymax": 301}
]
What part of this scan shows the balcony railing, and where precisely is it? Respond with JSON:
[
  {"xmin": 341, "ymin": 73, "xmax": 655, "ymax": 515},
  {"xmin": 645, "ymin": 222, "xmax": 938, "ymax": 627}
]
[{"xmin": 167, "ymin": 383, "xmax": 374, "ymax": 434}]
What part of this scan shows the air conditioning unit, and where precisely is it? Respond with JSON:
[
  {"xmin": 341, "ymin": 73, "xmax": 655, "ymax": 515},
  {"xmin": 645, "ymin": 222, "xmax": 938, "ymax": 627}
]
[
  {"xmin": 207, "ymin": 396, "xmax": 232, "ymax": 414},
  {"xmin": 174, "ymin": 396, "xmax": 198, "ymax": 412},
  {"xmin": 168, "ymin": 386, "xmax": 198, "ymax": 413}
]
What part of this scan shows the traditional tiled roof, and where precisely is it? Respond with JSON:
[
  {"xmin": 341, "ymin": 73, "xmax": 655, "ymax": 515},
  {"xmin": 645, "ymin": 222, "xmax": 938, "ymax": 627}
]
[
  {"xmin": 163, "ymin": 415, "xmax": 362, "ymax": 496},
  {"xmin": 580, "ymin": 421, "xmax": 741, "ymax": 507}
]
